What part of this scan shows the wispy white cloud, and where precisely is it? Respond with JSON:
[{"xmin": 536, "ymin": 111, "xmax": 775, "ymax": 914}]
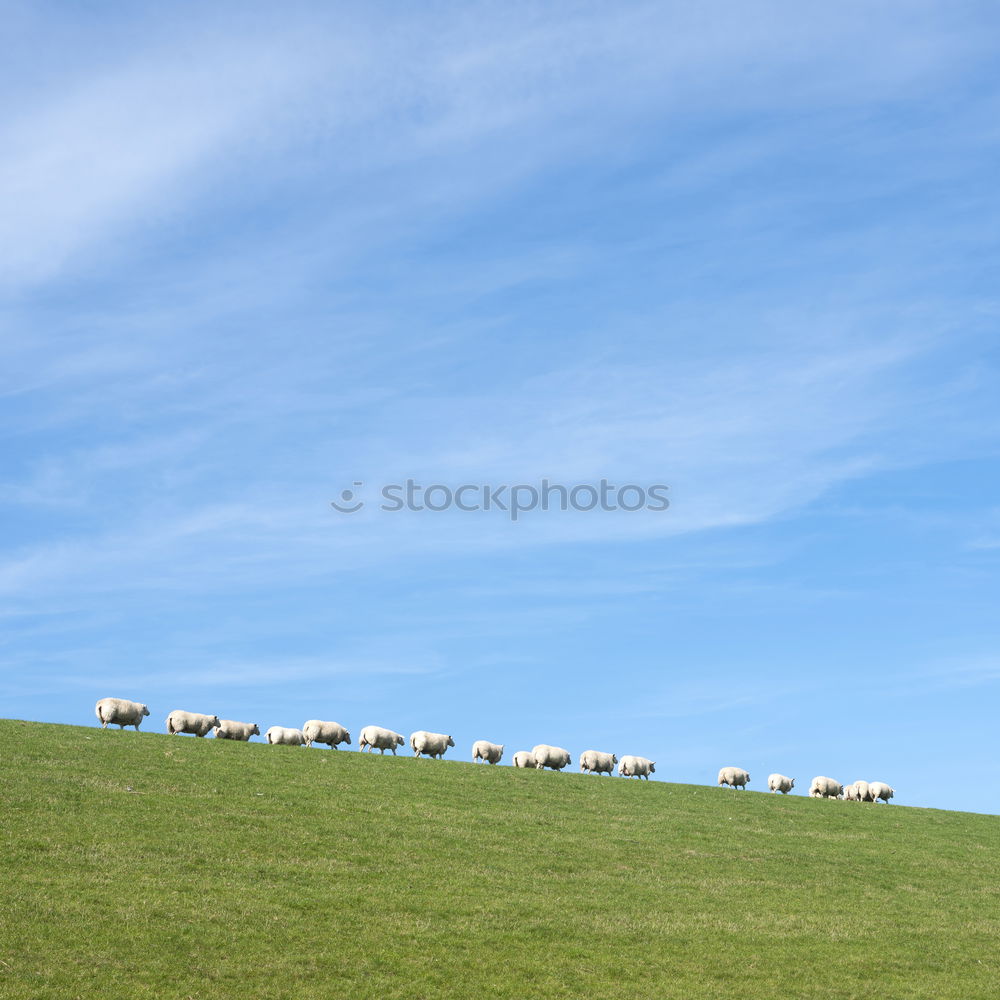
[
  {"xmin": 0, "ymin": 322, "xmax": 989, "ymax": 609},
  {"xmin": 1, "ymin": 1, "xmax": 986, "ymax": 296},
  {"xmin": 910, "ymin": 658, "xmax": 1000, "ymax": 691},
  {"xmin": 0, "ymin": 35, "xmax": 327, "ymax": 289},
  {"xmin": 967, "ymin": 537, "xmax": 1000, "ymax": 551},
  {"xmin": 963, "ymin": 509, "xmax": 1000, "ymax": 551},
  {"xmin": 0, "ymin": 650, "xmax": 445, "ymax": 701}
]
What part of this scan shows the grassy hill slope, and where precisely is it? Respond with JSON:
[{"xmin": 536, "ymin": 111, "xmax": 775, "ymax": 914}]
[{"xmin": 1, "ymin": 719, "xmax": 997, "ymax": 999}]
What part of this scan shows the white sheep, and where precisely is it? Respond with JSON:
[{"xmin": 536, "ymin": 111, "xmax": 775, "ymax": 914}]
[
  {"xmin": 409, "ymin": 731, "xmax": 455, "ymax": 759},
  {"xmin": 472, "ymin": 740, "xmax": 504, "ymax": 764},
  {"xmin": 265, "ymin": 726, "xmax": 307, "ymax": 746},
  {"xmin": 767, "ymin": 773, "xmax": 795, "ymax": 794},
  {"xmin": 851, "ymin": 780, "xmax": 874, "ymax": 802},
  {"xmin": 213, "ymin": 720, "xmax": 260, "ymax": 741},
  {"xmin": 359, "ymin": 725, "xmax": 405, "ymax": 754},
  {"xmin": 302, "ymin": 720, "xmax": 351, "ymax": 749},
  {"xmin": 618, "ymin": 755, "xmax": 655, "ymax": 779},
  {"xmin": 718, "ymin": 766, "xmax": 750, "ymax": 789},
  {"xmin": 95, "ymin": 697, "xmax": 150, "ymax": 731},
  {"xmin": 166, "ymin": 710, "xmax": 221, "ymax": 737},
  {"xmin": 869, "ymin": 781, "xmax": 895, "ymax": 803},
  {"xmin": 579, "ymin": 750, "xmax": 618, "ymax": 775},
  {"xmin": 512, "ymin": 750, "xmax": 537, "ymax": 769},
  {"xmin": 843, "ymin": 782, "xmax": 860, "ymax": 801},
  {"xmin": 809, "ymin": 776, "xmax": 844, "ymax": 799},
  {"xmin": 531, "ymin": 744, "xmax": 571, "ymax": 770}
]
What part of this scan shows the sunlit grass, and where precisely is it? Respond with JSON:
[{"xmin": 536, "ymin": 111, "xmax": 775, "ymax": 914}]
[{"xmin": 1, "ymin": 719, "xmax": 997, "ymax": 999}]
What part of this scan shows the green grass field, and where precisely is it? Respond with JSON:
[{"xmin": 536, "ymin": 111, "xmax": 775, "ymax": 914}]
[{"xmin": 1, "ymin": 719, "xmax": 997, "ymax": 999}]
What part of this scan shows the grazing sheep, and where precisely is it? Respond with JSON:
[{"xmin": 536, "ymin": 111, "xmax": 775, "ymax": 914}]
[
  {"xmin": 302, "ymin": 720, "xmax": 351, "ymax": 749},
  {"xmin": 843, "ymin": 782, "xmax": 861, "ymax": 802},
  {"xmin": 809, "ymin": 776, "xmax": 844, "ymax": 799},
  {"xmin": 166, "ymin": 710, "xmax": 221, "ymax": 737},
  {"xmin": 512, "ymin": 751, "xmax": 537, "ymax": 769},
  {"xmin": 618, "ymin": 755, "xmax": 655, "ymax": 779},
  {"xmin": 767, "ymin": 774, "xmax": 795, "ymax": 794},
  {"xmin": 869, "ymin": 781, "xmax": 895, "ymax": 803},
  {"xmin": 580, "ymin": 750, "xmax": 618, "ymax": 775},
  {"xmin": 718, "ymin": 766, "xmax": 750, "ymax": 789},
  {"xmin": 214, "ymin": 720, "xmax": 260, "ymax": 741},
  {"xmin": 409, "ymin": 731, "xmax": 455, "ymax": 759},
  {"xmin": 472, "ymin": 740, "xmax": 504, "ymax": 764},
  {"xmin": 95, "ymin": 698, "xmax": 150, "ymax": 731},
  {"xmin": 265, "ymin": 726, "xmax": 306, "ymax": 746},
  {"xmin": 851, "ymin": 780, "xmax": 874, "ymax": 802},
  {"xmin": 532, "ymin": 744, "xmax": 571, "ymax": 771},
  {"xmin": 359, "ymin": 725, "xmax": 405, "ymax": 754}
]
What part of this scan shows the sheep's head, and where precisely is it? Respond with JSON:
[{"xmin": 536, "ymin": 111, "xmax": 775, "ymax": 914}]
[
  {"xmin": 251, "ymin": 724, "xmax": 260, "ymax": 736},
  {"xmin": 447, "ymin": 736, "xmax": 455, "ymax": 747},
  {"xmin": 649, "ymin": 762, "xmax": 656, "ymax": 773},
  {"xmin": 344, "ymin": 732, "xmax": 352, "ymax": 745},
  {"xmin": 141, "ymin": 705, "xmax": 151, "ymax": 717}
]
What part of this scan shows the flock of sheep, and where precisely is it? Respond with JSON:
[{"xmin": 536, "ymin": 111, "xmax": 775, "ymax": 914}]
[
  {"xmin": 93, "ymin": 697, "xmax": 896, "ymax": 800},
  {"xmin": 724, "ymin": 767, "xmax": 895, "ymax": 803}
]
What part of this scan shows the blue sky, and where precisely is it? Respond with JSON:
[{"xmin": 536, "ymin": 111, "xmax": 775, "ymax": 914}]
[{"xmin": 2, "ymin": 2, "xmax": 998, "ymax": 813}]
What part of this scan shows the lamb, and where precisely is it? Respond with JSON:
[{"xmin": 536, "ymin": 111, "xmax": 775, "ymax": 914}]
[
  {"xmin": 718, "ymin": 766, "xmax": 750, "ymax": 789},
  {"xmin": 265, "ymin": 726, "xmax": 307, "ymax": 746},
  {"xmin": 214, "ymin": 720, "xmax": 260, "ymax": 741},
  {"xmin": 579, "ymin": 750, "xmax": 618, "ymax": 775},
  {"xmin": 767, "ymin": 773, "xmax": 795, "ymax": 794},
  {"xmin": 359, "ymin": 725, "xmax": 405, "ymax": 754},
  {"xmin": 809, "ymin": 776, "xmax": 844, "ymax": 799},
  {"xmin": 618, "ymin": 755, "xmax": 655, "ymax": 779},
  {"xmin": 302, "ymin": 720, "xmax": 351, "ymax": 749},
  {"xmin": 409, "ymin": 731, "xmax": 455, "ymax": 759},
  {"xmin": 869, "ymin": 781, "xmax": 895, "ymax": 803},
  {"xmin": 95, "ymin": 697, "xmax": 150, "ymax": 731},
  {"xmin": 531, "ymin": 744, "xmax": 571, "ymax": 770},
  {"xmin": 512, "ymin": 750, "xmax": 537, "ymax": 768},
  {"xmin": 166, "ymin": 710, "xmax": 221, "ymax": 737},
  {"xmin": 472, "ymin": 740, "xmax": 504, "ymax": 764}
]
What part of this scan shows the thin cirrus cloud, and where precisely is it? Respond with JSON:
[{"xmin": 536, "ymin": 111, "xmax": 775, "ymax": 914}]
[
  {"xmin": 0, "ymin": 2, "xmax": 985, "ymax": 293},
  {"xmin": 0, "ymin": 21, "xmax": 344, "ymax": 290},
  {"xmin": 0, "ymin": 331, "xmax": 971, "ymax": 609}
]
